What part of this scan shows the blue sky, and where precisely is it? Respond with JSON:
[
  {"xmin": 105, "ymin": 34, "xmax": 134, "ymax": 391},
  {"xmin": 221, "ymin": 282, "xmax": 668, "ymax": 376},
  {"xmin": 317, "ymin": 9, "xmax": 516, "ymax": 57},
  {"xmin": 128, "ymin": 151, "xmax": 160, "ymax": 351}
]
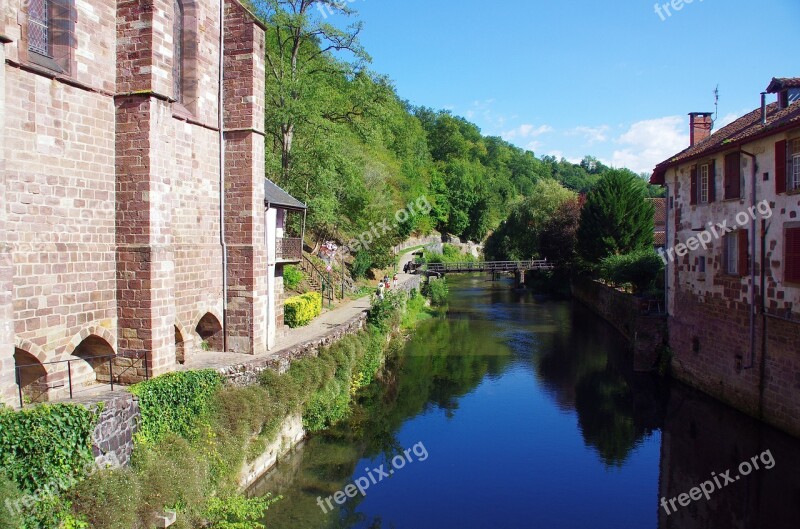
[{"xmin": 325, "ymin": 0, "xmax": 799, "ymax": 173}]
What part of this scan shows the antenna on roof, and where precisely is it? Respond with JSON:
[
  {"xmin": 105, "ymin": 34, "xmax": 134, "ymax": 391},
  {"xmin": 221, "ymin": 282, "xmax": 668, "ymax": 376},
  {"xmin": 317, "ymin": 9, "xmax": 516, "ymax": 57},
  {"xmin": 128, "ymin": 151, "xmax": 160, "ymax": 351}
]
[{"xmin": 712, "ymin": 85, "xmax": 719, "ymax": 130}]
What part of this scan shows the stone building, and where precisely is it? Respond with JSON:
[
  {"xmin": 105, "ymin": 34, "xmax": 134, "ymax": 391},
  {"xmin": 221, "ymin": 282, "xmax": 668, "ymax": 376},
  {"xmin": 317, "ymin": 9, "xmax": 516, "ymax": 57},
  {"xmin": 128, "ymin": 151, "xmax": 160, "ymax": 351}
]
[
  {"xmin": 651, "ymin": 77, "xmax": 800, "ymax": 437},
  {"xmin": 0, "ymin": 0, "xmax": 304, "ymax": 406}
]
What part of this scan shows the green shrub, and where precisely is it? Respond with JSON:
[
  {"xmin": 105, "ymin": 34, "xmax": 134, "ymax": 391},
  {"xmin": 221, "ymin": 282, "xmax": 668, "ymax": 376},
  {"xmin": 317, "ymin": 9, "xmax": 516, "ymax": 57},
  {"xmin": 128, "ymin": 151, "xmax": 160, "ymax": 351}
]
[
  {"xmin": 204, "ymin": 494, "xmax": 279, "ymax": 529},
  {"xmin": 284, "ymin": 292, "xmax": 323, "ymax": 328},
  {"xmin": 130, "ymin": 370, "xmax": 224, "ymax": 445},
  {"xmin": 283, "ymin": 265, "xmax": 304, "ymax": 291},
  {"xmin": 599, "ymin": 249, "xmax": 664, "ymax": 294},
  {"xmin": 367, "ymin": 291, "xmax": 406, "ymax": 333},
  {"xmin": 0, "ymin": 474, "xmax": 24, "ymax": 529},
  {"xmin": 0, "ymin": 404, "xmax": 98, "ymax": 494},
  {"xmin": 423, "ymin": 277, "xmax": 450, "ymax": 306},
  {"xmin": 68, "ymin": 468, "xmax": 141, "ymax": 529},
  {"xmin": 352, "ymin": 250, "xmax": 372, "ymax": 279}
]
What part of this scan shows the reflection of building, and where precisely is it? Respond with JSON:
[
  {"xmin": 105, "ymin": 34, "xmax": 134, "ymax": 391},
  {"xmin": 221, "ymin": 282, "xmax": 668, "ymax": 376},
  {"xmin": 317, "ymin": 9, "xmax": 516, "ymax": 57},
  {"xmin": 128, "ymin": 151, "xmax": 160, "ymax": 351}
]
[
  {"xmin": 651, "ymin": 78, "xmax": 800, "ymax": 437},
  {"xmin": 0, "ymin": 0, "xmax": 305, "ymax": 406},
  {"xmin": 658, "ymin": 384, "xmax": 800, "ymax": 529}
]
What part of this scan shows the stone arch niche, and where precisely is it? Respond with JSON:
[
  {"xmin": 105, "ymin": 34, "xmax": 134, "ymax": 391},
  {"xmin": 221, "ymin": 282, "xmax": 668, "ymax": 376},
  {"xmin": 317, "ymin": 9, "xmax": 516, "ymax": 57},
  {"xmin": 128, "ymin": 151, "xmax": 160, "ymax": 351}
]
[
  {"xmin": 72, "ymin": 335, "xmax": 116, "ymax": 385},
  {"xmin": 195, "ymin": 313, "xmax": 223, "ymax": 352},
  {"xmin": 14, "ymin": 348, "xmax": 49, "ymax": 404},
  {"xmin": 175, "ymin": 325, "xmax": 186, "ymax": 365}
]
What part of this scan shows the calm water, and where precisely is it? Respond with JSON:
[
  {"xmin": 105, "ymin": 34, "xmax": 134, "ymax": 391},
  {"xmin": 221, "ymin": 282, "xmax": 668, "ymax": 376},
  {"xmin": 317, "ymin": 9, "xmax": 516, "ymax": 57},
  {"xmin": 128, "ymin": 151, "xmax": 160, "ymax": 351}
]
[{"xmin": 252, "ymin": 275, "xmax": 800, "ymax": 529}]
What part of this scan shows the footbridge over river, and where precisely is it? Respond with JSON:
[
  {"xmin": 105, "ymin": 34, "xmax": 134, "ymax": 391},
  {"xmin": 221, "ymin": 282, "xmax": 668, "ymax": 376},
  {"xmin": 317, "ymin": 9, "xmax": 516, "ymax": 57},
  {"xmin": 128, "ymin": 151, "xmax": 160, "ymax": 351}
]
[{"xmin": 407, "ymin": 259, "xmax": 554, "ymax": 286}]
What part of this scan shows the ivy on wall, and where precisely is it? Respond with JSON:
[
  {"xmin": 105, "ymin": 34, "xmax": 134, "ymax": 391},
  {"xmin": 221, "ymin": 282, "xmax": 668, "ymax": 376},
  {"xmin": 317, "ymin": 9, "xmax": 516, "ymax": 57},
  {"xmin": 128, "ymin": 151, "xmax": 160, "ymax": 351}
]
[
  {"xmin": 0, "ymin": 404, "xmax": 99, "ymax": 494},
  {"xmin": 130, "ymin": 370, "xmax": 224, "ymax": 445}
]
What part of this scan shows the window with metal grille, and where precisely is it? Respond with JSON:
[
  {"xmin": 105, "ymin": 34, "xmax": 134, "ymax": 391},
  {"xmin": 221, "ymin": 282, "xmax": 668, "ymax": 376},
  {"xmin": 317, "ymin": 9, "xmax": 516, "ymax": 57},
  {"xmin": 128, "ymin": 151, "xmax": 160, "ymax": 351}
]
[
  {"xmin": 699, "ymin": 164, "xmax": 709, "ymax": 203},
  {"xmin": 28, "ymin": 0, "xmax": 51, "ymax": 57},
  {"xmin": 173, "ymin": 0, "xmax": 184, "ymax": 102}
]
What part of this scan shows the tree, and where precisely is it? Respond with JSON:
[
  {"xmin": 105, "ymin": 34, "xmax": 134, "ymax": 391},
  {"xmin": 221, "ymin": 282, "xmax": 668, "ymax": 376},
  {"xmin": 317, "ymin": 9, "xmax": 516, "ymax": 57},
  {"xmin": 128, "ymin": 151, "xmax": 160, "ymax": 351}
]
[
  {"xmin": 252, "ymin": 0, "xmax": 371, "ymax": 178},
  {"xmin": 540, "ymin": 197, "xmax": 583, "ymax": 269},
  {"xmin": 484, "ymin": 179, "xmax": 576, "ymax": 261},
  {"xmin": 577, "ymin": 170, "xmax": 655, "ymax": 266}
]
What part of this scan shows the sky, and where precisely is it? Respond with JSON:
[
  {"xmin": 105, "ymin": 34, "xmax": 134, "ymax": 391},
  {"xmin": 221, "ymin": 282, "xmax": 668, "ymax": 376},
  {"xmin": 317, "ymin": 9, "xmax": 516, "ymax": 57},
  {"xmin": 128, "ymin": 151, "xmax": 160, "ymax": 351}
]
[{"xmin": 322, "ymin": 0, "xmax": 799, "ymax": 174}]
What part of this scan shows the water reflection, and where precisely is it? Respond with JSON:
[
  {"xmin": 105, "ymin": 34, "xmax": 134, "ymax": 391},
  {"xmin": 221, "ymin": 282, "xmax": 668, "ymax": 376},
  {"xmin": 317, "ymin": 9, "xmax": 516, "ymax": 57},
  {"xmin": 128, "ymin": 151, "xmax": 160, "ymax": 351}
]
[
  {"xmin": 252, "ymin": 275, "xmax": 800, "ymax": 528},
  {"xmin": 659, "ymin": 383, "xmax": 800, "ymax": 529}
]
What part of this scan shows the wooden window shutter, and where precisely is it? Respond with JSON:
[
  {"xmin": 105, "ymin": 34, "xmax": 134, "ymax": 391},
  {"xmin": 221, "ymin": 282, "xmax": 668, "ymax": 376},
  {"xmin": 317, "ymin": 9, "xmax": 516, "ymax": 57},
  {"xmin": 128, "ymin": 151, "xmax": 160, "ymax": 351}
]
[
  {"xmin": 690, "ymin": 165, "xmax": 698, "ymax": 205},
  {"xmin": 725, "ymin": 152, "xmax": 741, "ymax": 199},
  {"xmin": 775, "ymin": 140, "xmax": 787, "ymax": 194},
  {"xmin": 787, "ymin": 228, "xmax": 800, "ymax": 283},
  {"xmin": 708, "ymin": 159, "xmax": 717, "ymax": 202},
  {"xmin": 738, "ymin": 229, "xmax": 749, "ymax": 276}
]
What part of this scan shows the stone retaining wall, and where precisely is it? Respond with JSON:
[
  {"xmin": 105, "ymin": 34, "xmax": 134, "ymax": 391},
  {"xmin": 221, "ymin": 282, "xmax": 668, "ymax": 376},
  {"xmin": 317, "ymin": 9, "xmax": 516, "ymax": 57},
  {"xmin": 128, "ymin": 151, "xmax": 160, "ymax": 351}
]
[
  {"xmin": 571, "ymin": 277, "xmax": 667, "ymax": 372},
  {"xmin": 91, "ymin": 394, "xmax": 139, "ymax": 468}
]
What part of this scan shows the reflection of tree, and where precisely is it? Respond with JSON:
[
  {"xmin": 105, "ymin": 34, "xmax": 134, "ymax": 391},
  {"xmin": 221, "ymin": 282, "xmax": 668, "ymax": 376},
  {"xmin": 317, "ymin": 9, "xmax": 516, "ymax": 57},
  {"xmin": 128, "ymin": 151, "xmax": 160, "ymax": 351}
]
[
  {"xmin": 257, "ymin": 315, "xmax": 514, "ymax": 528},
  {"xmin": 575, "ymin": 369, "xmax": 642, "ymax": 467},
  {"xmin": 536, "ymin": 303, "xmax": 666, "ymax": 467}
]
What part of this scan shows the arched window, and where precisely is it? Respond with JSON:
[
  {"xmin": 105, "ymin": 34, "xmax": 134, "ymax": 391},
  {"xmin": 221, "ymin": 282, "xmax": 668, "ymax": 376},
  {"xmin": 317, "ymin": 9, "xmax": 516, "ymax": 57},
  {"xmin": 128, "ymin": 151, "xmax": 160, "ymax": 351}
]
[
  {"xmin": 173, "ymin": 0, "xmax": 185, "ymax": 102},
  {"xmin": 25, "ymin": 0, "xmax": 75, "ymax": 74}
]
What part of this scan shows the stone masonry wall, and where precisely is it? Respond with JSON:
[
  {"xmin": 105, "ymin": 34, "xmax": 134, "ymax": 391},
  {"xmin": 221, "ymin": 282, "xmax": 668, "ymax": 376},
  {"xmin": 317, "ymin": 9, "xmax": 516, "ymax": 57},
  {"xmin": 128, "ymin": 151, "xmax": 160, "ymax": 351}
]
[
  {"xmin": 3, "ymin": 0, "xmax": 118, "ymax": 398},
  {"xmin": 91, "ymin": 394, "xmax": 140, "ymax": 468},
  {"xmin": 571, "ymin": 278, "xmax": 667, "ymax": 372},
  {"xmin": 0, "ymin": 33, "xmax": 14, "ymax": 405},
  {"xmin": 670, "ymin": 291, "xmax": 800, "ymax": 438}
]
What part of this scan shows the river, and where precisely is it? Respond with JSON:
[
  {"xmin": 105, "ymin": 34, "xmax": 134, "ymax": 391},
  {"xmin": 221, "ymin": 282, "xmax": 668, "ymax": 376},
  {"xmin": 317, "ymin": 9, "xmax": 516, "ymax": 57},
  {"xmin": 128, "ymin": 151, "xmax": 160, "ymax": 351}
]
[{"xmin": 251, "ymin": 275, "xmax": 800, "ymax": 529}]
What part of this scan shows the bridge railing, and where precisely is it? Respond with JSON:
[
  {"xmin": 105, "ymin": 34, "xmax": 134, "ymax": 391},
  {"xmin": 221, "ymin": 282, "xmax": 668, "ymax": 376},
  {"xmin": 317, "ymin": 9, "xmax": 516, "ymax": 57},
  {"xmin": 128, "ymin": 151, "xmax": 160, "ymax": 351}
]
[{"xmin": 409, "ymin": 260, "xmax": 554, "ymax": 274}]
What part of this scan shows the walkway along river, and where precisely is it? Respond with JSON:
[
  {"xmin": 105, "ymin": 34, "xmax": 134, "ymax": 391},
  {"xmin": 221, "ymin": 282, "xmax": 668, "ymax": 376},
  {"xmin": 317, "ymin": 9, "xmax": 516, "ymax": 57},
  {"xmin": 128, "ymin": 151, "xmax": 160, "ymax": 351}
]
[{"xmin": 250, "ymin": 275, "xmax": 800, "ymax": 529}]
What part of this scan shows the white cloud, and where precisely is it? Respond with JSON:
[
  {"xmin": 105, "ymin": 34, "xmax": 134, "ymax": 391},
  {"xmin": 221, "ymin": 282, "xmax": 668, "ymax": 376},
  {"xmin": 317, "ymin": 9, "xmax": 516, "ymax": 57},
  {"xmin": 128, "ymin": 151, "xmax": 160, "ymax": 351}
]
[
  {"xmin": 502, "ymin": 123, "xmax": 553, "ymax": 141},
  {"xmin": 567, "ymin": 125, "xmax": 610, "ymax": 145},
  {"xmin": 611, "ymin": 116, "xmax": 689, "ymax": 174}
]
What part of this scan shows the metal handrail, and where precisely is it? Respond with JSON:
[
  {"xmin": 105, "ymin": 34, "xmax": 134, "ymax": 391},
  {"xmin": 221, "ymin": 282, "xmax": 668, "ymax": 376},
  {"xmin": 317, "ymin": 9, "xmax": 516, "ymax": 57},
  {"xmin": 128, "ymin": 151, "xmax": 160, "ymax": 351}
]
[
  {"xmin": 301, "ymin": 254, "xmax": 334, "ymax": 306},
  {"xmin": 13, "ymin": 353, "xmax": 147, "ymax": 408},
  {"xmin": 409, "ymin": 259, "xmax": 555, "ymax": 274}
]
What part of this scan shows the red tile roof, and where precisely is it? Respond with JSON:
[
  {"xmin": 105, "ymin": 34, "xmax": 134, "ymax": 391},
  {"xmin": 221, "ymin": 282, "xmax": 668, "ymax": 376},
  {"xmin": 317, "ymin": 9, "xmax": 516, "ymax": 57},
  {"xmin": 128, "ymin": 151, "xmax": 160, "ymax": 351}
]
[
  {"xmin": 648, "ymin": 198, "xmax": 667, "ymax": 225},
  {"xmin": 651, "ymin": 100, "xmax": 800, "ymax": 184},
  {"xmin": 766, "ymin": 77, "xmax": 800, "ymax": 92}
]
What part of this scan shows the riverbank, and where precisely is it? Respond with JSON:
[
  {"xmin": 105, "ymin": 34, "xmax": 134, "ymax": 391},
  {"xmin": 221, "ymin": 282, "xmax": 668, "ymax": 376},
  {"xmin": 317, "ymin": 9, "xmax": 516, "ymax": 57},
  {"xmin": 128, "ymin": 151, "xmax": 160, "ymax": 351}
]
[{"xmin": 0, "ymin": 276, "xmax": 429, "ymax": 529}]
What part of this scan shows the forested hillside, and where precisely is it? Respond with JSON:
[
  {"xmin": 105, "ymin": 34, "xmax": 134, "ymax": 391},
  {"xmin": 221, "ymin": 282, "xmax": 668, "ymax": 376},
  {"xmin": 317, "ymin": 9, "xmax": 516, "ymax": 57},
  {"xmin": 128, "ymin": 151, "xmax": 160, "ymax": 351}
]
[{"xmin": 248, "ymin": 0, "xmax": 661, "ymax": 268}]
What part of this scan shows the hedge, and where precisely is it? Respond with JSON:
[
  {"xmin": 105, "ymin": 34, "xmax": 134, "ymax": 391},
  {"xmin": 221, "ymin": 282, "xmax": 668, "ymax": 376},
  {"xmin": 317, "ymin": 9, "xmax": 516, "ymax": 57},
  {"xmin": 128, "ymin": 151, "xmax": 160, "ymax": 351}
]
[{"xmin": 284, "ymin": 292, "xmax": 323, "ymax": 328}]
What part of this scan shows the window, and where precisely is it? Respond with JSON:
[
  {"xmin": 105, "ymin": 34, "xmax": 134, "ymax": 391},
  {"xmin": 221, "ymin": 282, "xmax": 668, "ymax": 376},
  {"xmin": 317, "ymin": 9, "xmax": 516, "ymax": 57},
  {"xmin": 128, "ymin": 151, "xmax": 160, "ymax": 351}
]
[
  {"xmin": 724, "ymin": 152, "xmax": 742, "ymax": 200},
  {"xmin": 24, "ymin": 0, "xmax": 74, "ymax": 74},
  {"xmin": 699, "ymin": 256, "xmax": 706, "ymax": 273},
  {"xmin": 173, "ymin": 0, "xmax": 184, "ymax": 102},
  {"xmin": 787, "ymin": 227, "xmax": 800, "ymax": 284},
  {"xmin": 171, "ymin": 0, "xmax": 198, "ymax": 113},
  {"xmin": 28, "ymin": 0, "xmax": 50, "ymax": 57},
  {"xmin": 725, "ymin": 234, "xmax": 738, "ymax": 275},
  {"xmin": 725, "ymin": 230, "xmax": 749, "ymax": 277},
  {"xmin": 699, "ymin": 164, "xmax": 710, "ymax": 203}
]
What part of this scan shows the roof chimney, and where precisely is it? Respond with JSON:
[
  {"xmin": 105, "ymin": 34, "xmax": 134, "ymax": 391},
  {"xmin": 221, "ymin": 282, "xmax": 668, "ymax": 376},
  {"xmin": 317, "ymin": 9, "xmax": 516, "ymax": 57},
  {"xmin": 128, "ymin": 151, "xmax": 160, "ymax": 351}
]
[
  {"xmin": 761, "ymin": 92, "xmax": 767, "ymax": 125},
  {"xmin": 689, "ymin": 112, "xmax": 713, "ymax": 147}
]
